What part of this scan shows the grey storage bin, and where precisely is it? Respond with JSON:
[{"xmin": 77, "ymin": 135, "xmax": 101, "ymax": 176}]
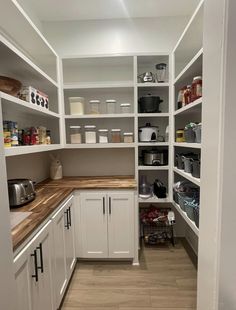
[
  {"xmin": 193, "ymin": 124, "xmax": 202, "ymax": 143},
  {"xmin": 184, "ymin": 127, "xmax": 195, "ymax": 143},
  {"xmin": 185, "ymin": 199, "xmax": 199, "ymax": 221},
  {"xmin": 178, "ymin": 193, "xmax": 186, "ymax": 211},
  {"xmin": 193, "ymin": 205, "xmax": 200, "ymax": 228},
  {"xmin": 191, "ymin": 159, "xmax": 201, "ymax": 178}
]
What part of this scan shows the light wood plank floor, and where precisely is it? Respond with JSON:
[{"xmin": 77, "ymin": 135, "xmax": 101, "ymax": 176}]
[{"xmin": 61, "ymin": 240, "xmax": 197, "ymax": 309}]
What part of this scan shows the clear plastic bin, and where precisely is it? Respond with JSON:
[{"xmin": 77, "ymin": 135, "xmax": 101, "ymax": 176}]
[
  {"xmin": 111, "ymin": 129, "xmax": 121, "ymax": 143},
  {"xmin": 69, "ymin": 97, "xmax": 84, "ymax": 115},
  {"xmin": 123, "ymin": 132, "xmax": 133, "ymax": 143},
  {"xmin": 98, "ymin": 129, "xmax": 109, "ymax": 143},
  {"xmin": 106, "ymin": 99, "xmax": 116, "ymax": 114},
  {"xmin": 89, "ymin": 100, "xmax": 100, "ymax": 114},
  {"xmin": 84, "ymin": 125, "xmax": 96, "ymax": 143},
  {"xmin": 70, "ymin": 126, "xmax": 82, "ymax": 144},
  {"xmin": 120, "ymin": 103, "xmax": 131, "ymax": 113}
]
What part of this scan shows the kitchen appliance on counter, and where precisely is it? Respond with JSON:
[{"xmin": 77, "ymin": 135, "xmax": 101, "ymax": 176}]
[
  {"xmin": 142, "ymin": 149, "xmax": 168, "ymax": 166},
  {"xmin": 155, "ymin": 63, "xmax": 167, "ymax": 82},
  {"xmin": 138, "ymin": 94, "xmax": 163, "ymax": 113},
  {"xmin": 139, "ymin": 123, "xmax": 159, "ymax": 142},
  {"xmin": 139, "ymin": 175, "xmax": 153, "ymax": 199},
  {"xmin": 8, "ymin": 179, "xmax": 36, "ymax": 208},
  {"xmin": 138, "ymin": 72, "xmax": 154, "ymax": 83},
  {"xmin": 153, "ymin": 179, "xmax": 167, "ymax": 198}
]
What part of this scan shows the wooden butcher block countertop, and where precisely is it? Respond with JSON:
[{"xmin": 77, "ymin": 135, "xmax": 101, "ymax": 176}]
[{"xmin": 11, "ymin": 176, "xmax": 136, "ymax": 251}]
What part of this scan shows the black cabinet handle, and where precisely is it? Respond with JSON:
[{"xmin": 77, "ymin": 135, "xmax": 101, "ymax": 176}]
[
  {"xmin": 109, "ymin": 197, "xmax": 111, "ymax": 215},
  {"xmin": 68, "ymin": 206, "xmax": 72, "ymax": 227},
  {"xmin": 36, "ymin": 243, "xmax": 44, "ymax": 273},
  {"xmin": 31, "ymin": 249, "xmax": 39, "ymax": 282},
  {"xmin": 64, "ymin": 209, "xmax": 70, "ymax": 230},
  {"xmin": 103, "ymin": 197, "xmax": 105, "ymax": 214}
]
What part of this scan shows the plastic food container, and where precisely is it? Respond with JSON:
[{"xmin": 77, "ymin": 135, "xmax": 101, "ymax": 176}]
[
  {"xmin": 70, "ymin": 126, "xmax": 82, "ymax": 144},
  {"xmin": 184, "ymin": 127, "xmax": 195, "ymax": 143},
  {"xmin": 98, "ymin": 129, "xmax": 109, "ymax": 143},
  {"xmin": 106, "ymin": 99, "xmax": 116, "ymax": 114},
  {"xmin": 84, "ymin": 125, "xmax": 96, "ymax": 143},
  {"xmin": 111, "ymin": 129, "xmax": 121, "ymax": 143},
  {"xmin": 69, "ymin": 97, "xmax": 84, "ymax": 115},
  {"xmin": 123, "ymin": 132, "xmax": 133, "ymax": 143},
  {"xmin": 193, "ymin": 123, "xmax": 202, "ymax": 143},
  {"xmin": 89, "ymin": 100, "xmax": 100, "ymax": 114},
  {"xmin": 120, "ymin": 103, "xmax": 131, "ymax": 113}
]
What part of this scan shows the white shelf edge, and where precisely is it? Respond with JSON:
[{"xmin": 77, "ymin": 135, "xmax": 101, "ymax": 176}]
[
  {"xmin": 63, "ymin": 81, "xmax": 134, "ymax": 89},
  {"xmin": 138, "ymin": 142, "xmax": 169, "ymax": 146},
  {"xmin": 138, "ymin": 196, "xmax": 170, "ymax": 203},
  {"xmin": 138, "ymin": 165, "xmax": 169, "ymax": 171},
  {"xmin": 64, "ymin": 113, "xmax": 134, "ymax": 119},
  {"xmin": 172, "ymin": 201, "xmax": 199, "ymax": 236},
  {"xmin": 174, "ymin": 142, "xmax": 201, "ymax": 149},
  {"xmin": 4, "ymin": 144, "xmax": 62, "ymax": 157},
  {"xmin": 174, "ymin": 98, "xmax": 202, "ymax": 116},
  {"xmin": 174, "ymin": 48, "xmax": 203, "ymax": 85},
  {"xmin": 173, "ymin": 167, "xmax": 200, "ymax": 186},
  {"xmin": 136, "ymin": 82, "xmax": 169, "ymax": 87},
  {"xmin": 137, "ymin": 113, "xmax": 169, "ymax": 117},
  {"xmin": 0, "ymin": 92, "xmax": 60, "ymax": 118},
  {"xmin": 64, "ymin": 143, "xmax": 135, "ymax": 149},
  {"xmin": 0, "ymin": 33, "xmax": 58, "ymax": 88}
]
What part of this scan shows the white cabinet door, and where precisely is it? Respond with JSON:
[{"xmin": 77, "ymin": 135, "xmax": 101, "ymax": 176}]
[
  {"xmin": 107, "ymin": 192, "xmax": 134, "ymax": 258},
  {"xmin": 29, "ymin": 221, "xmax": 53, "ymax": 310},
  {"xmin": 80, "ymin": 192, "xmax": 108, "ymax": 258},
  {"xmin": 52, "ymin": 205, "xmax": 67, "ymax": 308},
  {"xmin": 14, "ymin": 247, "xmax": 32, "ymax": 310},
  {"xmin": 64, "ymin": 197, "xmax": 76, "ymax": 279}
]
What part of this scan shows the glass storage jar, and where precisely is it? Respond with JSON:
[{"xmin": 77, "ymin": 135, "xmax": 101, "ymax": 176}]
[
  {"xmin": 70, "ymin": 126, "xmax": 82, "ymax": 144},
  {"xmin": 69, "ymin": 97, "xmax": 84, "ymax": 115},
  {"xmin": 106, "ymin": 99, "xmax": 116, "ymax": 114},
  {"xmin": 120, "ymin": 103, "xmax": 131, "ymax": 113},
  {"xmin": 84, "ymin": 125, "xmax": 96, "ymax": 143},
  {"xmin": 123, "ymin": 132, "xmax": 133, "ymax": 143},
  {"xmin": 176, "ymin": 129, "xmax": 185, "ymax": 142},
  {"xmin": 98, "ymin": 129, "xmax": 109, "ymax": 143},
  {"xmin": 191, "ymin": 76, "xmax": 202, "ymax": 101},
  {"xmin": 111, "ymin": 129, "xmax": 121, "ymax": 143},
  {"xmin": 89, "ymin": 100, "xmax": 100, "ymax": 114}
]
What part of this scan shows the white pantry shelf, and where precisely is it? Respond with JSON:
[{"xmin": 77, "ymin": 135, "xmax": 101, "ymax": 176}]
[
  {"xmin": 64, "ymin": 113, "xmax": 134, "ymax": 119},
  {"xmin": 63, "ymin": 81, "xmax": 134, "ymax": 89},
  {"xmin": 174, "ymin": 97, "xmax": 202, "ymax": 116},
  {"xmin": 138, "ymin": 142, "xmax": 169, "ymax": 147},
  {"xmin": 5, "ymin": 144, "xmax": 62, "ymax": 157},
  {"xmin": 138, "ymin": 113, "xmax": 169, "ymax": 118},
  {"xmin": 138, "ymin": 196, "xmax": 170, "ymax": 203},
  {"xmin": 0, "ymin": 92, "xmax": 60, "ymax": 119},
  {"xmin": 174, "ymin": 142, "xmax": 201, "ymax": 149},
  {"xmin": 172, "ymin": 201, "xmax": 199, "ymax": 236},
  {"xmin": 137, "ymin": 82, "xmax": 169, "ymax": 87},
  {"xmin": 65, "ymin": 143, "xmax": 135, "ymax": 149},
  {"xmin": 138, "ymin": 165, "xmax": 169, "ymax": 171},
  {"xmin": 173, "ymin": 167, "xmax": 200, "ymax": 186}
]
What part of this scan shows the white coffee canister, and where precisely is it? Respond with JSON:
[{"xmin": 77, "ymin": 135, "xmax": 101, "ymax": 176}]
[
  {"xmin": 69, "ymin": 97, "xmax": 84, "ymax": 115},
  {"xmin": 50, "ymin": 155, "xmax": 63, "ymax": 180}
]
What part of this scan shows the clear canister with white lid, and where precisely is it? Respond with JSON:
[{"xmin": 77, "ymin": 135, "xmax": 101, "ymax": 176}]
[
  {"xmin": 89, "ymin": 100, "xmax": 100, "ymax": 114},
  {"xmin": 69, "ymin": 97, "xmax": 84, "ymax": 115},
  {"xmin": 84, "ymin": 125, "xmax": 96, "ymax": 143},
  {"xmin": 106, "ymin": 99, "xmax": 116, "ymax": 114},
  {"xmin": 120, "ymin": 103, "xmax": 131, "ymax": 113},
  {"xmin": 98, "ymin": 129, "xmax": 109, "ymax": 143},
  {"xmin": 123, "ymin": 132, "xmax": 134, "ymax": 143},
  {"xmin": 70, "ymin": 126, "xmax": 82, "ymax": 144},
  {"xmin": 111, "ymin": 129, "xmax": 121, "ymax": 143}
]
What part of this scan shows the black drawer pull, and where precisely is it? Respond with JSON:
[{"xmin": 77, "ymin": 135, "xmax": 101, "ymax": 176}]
[
  {"xmin": 31, "ymin": 249, "xmax": 39, "ymax": 282},
  {"xmin": 36, "ymin": 243, "xmax": 44, "ymax": 273},
  {"xmin": 64, "ymin": 209, "xmax": 70, "ymax": 229},
  {"xmin": 68, "ymin": 206, "xmax": 72, "ymax": 227},
  {"xmin": 109, "ymin": 197, "xmax": 111, "ymax": 215},
  {"xmin": 103, "ymin": 197, "xmax": 105, "ymax": 214}
]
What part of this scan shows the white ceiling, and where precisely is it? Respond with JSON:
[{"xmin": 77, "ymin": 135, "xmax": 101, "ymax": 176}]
[{"xmin": 18, "ymin": 0, "xmax": 200, "ymax": 22}]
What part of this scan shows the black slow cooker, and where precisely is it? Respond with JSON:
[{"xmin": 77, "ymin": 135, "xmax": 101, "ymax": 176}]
[{"xmin": 138, "ymin": 94, "xmax": 163, "ymax": 113}]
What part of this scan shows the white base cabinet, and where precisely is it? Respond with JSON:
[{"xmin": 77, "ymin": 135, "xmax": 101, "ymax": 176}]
[
  {"xmin": 79, "ymin": 190, "xmax": 135, "ymax": 259},
  {"xmin": 14, "ymin": 220, "xmax": 54, "ymax": 310}
]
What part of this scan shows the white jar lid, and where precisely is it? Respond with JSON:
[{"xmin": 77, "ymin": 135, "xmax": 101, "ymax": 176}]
[
  {"xmin": 120, "ymin": 103, "xmax": 131, "ymax": 107},
  {"xmin": 98, "ymin": 129, "xmax": 108, "ymax": 132},
  {"xmin": 89, "ymin": 100, "xmax": 100, "ymax": 103},
  {"xmin": 193, "ymin": 76, "xmax": 202, "ymax": 80},
  {"xmin": 123, "ymin": 132, "xmax": 133, "ymax": 136},
  {"xmin": 84, "ymin": 125, "xmax": 96, "ymax": 129},
  {"xmin": 111, "ymin": 129, "xmax": 121, "ymax": 132},
  {"xmin": 70, "ymin": 126, "xmax": 81, "ymax": 129},
  {"xmin": 106, "ymin": 99, "xmax": 116, "ymax": 103},
  {"xmin": 69, "ymin": 97, "xmax": 84, "ymax": 100}
]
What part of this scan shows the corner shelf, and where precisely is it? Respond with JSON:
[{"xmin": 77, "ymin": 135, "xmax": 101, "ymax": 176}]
[
  {"xmin": 174, "ymin": 97, "xmax": 202, "ymax": 116},
  {"xmin": 63, "ymin": 81, "xmax": 134, "ymax": 89},
  {"xmin": 64, "ymin": 143, "xmax": 135, "ymax": 149},
  {"xmin": 138, "ymin": 196, "xmax": 170, "ymax": 203},
  {"xmin": 174, "ymin": 142, "xmax": 201, "ymax": 149},
  {"xmin": 5, "ymin": 144, "xmax": 62, "ymax": 157},
  {"xmin": 173, "ymin": 167, "xmax": 200, "ymax": 186},
  {"xmin": 138, "ymin": 113, "xmax": 169, "ymax": 117},
  {"xmin": 138, "ymin": 165, "xmax": 169, "ymax": 171},
  {"xmin": 64, "ymin": 113, "xmax": 134, "ymax": 119},
  {"xmin": 138, "ymin": 142, "xmax": 169, "ymax": 147},
  {"xmin": 172, "ymin": 201, "xmax": 199, "ymax": 236},
  {"xmin": 137, "ymin": 83, "xmax": 169, "ymax": 87}
]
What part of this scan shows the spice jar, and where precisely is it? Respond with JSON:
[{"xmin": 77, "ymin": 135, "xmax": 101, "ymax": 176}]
[
  {"xmin": 70, "ymin": 126, "xmax": 82, "ymax": 144},
  {"xmin": 176, "ymin": 129, "xmax": 185, "ymax": 142},
  {"xmin": 84, "ymin": 125, "xmax": 96, "ymax": 143},
  {"xmin": 69, "ymin": 97, "xmax": 84, "ymax": 115},
  {"xmin": 89, "ymin": 100, "xmax": 100, "ymax": 114},
  {"xmin": 106, "ymin": 99, "xmax": 116, "ymax": 114},
  {"xmin": 46, "ymin": 130, "xmax": 51, "ymax": 144},
  {"xmin": 120, "ymin": 103, "xmax": 131, "ymax": 113},
  {"xmin": 177, "ymin": 86, "xmax": 187, "ymax": 109},
  {"xmin": 111, "ymin": 129, "xmax": 121, "ymax": 143},
  {"xmin": 183, "ymin": 85, "xmax": 192, "ymax": 106},
  {"xmin": 191, "ymin": 76, "xmax": 202, "ymax": 101},
  {"xmin": 123, "ymin": 132, "xmax": 133, "ymax": 143},
  {"xmin": 4, "ymin": 131, "xmax": 11, "ymax": 147},
  {"xmin": 98, "ymin": 129, "xmax": 109, "ymax": 143}
]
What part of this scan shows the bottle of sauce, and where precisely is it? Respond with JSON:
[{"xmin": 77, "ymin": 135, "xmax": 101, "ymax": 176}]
[
  {"xmin": 183, "ymin": 85, "xmax": 192, "ymax": 105},
  {"xmin": 191, "ymin": 76, "xmax": 202, "ymax": 101}
]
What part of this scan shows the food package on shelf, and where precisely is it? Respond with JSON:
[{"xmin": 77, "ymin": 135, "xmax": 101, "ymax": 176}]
[{"xmin": 19, "ymin": 86, "xmax": 49, "ymax": 110}]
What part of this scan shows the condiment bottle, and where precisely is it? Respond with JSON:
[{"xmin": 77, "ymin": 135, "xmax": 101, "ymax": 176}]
[
  {"xmin": 183, "ymin": 85, "xmax": 192, "ymax": 105},
  {"xmin": 191, "ymin": 76, "xmax": 202, "ymax": 101},
  {"xmin": 177, "ymin": 86, "xmax": 187, "ymax": 109}
]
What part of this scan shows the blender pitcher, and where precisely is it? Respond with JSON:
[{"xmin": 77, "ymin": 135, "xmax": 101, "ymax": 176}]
[{"xmin": 155, "ymin": 63, "xmax": 167, "ymax": 83}]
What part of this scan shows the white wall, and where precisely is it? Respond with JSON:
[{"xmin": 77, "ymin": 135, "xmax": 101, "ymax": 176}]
[{"xmin": 42, "ymin": 17, "xmax": 188, "ymax": 57}]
